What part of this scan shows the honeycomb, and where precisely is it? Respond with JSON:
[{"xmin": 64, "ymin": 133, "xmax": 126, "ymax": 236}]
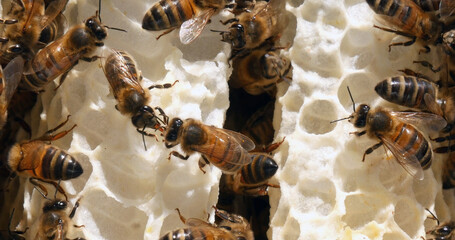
[{"xmin": 2, "ymin": 0, "xmax": 454, "ymax": 239}]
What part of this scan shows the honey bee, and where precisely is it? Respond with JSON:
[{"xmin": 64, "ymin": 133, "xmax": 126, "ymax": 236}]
[
  {"xmin": 333, "ymin": 87, "xmax": 447, "ymax": 180},
  {"xmin": 164, "ymin": 118, "xmax": 255, "ymax": 174},
  {"xmin": 160, "ymin": 207, "xmax": 253, "ymax": 240},
  {"xmin": 19, "ymin": 0, "xmax": 120, "ymax": 92},
  {"xmin": 238, "ymin": 100, "xmax": 275, "ymax": 151},
  {"xmin": 7, "ymin": 115, "xmax": 82, "ymax": 197},
  {"xmin": 217, "ymin": 0, "xmax": 287, "ymax": 59},
  {"xmin": 142, "ymin": 0, "xmax": 231, "ymax": 44},
  {"xmin": 374, "ymin": 75, "xmax": 455, "ymax": 129},
  {"xmin": 0, "ymin": 56, "xmax": 24, "ymax": 130},
  {"xmin": 0, "ymin": 0, "xmax": 68, "ymax": 64},
  {"xmin": 425, "ymin": 208, "xmax": 455, "ymax": 240},
  {"xmin": 35, "ymin": 197, "xmax": 85, "ymax": 240},
  {"xmin": 366, "ymin": 0, "xmax": 442, "ymax": 50},
  {"xmin": 102, "ymin": 49, "xmax": 176, "ymax": 149},
  {"xmin": 229, "ymin": 43, "xmax": 292, "ymax": 95}
]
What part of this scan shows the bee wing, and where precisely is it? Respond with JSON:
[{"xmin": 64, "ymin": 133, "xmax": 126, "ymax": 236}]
[
  {"xmin": 102, "ymin": 49, "xmax": 144, "ymax": 97},
  {"xmin": 22, "ymin": 0, "xmax": 45, "ymax": 32},
  {"xmin": 390, "ymin": 111, "xmax": 447, "ymax": 133},
  {"xmin": 440, "ymin": 0, "xmax": 455, "ymax": 19},
  {"xmin": 216, "ymin": 128, "xmax": 256, "ymax": 152},
  {"xmin": 179, "ymin": 8, "xmax": 216, "ymax": 45},
  {"xmin": 40, "ymin": 0, "xmax": 68, "ymax": 29},
  {"xmin": 0, "ymin": 56, "xmax": 24, "ymax": 108},
  {"xmin": 378, "ymin": 135, "xmax": 425, "ymax": 180}
]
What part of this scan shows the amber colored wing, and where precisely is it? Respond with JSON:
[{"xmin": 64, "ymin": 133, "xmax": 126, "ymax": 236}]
[
  {"xmin": 22, "ymin": 0, "xmax": 45, "ymax": 32},
  {"xmin": 378, "ymin": 134, "xmax": 425, "ymax": 180},
  {"xmin": 40, "ymin": 0, "xmax": 68, "ymax": 29},
  {"xmin": 440, "ymin": 0, "xmax": 455, "ymax": 19},
  {"xmin": 192, "ymin": 126, "xmax": 255, "ymax": 166},
  {"xmin": 102, "ymin": 49, "xmax": 144, "ymax": 97},
  {"xmin": 0, "ymin": 56, "xmax": 24, "ymax": 112},
  {"xmin": 390, "ymin": 111, "xmax": 447, "ymax": 133},
  {"xmin": 180, "ymin": 8, "xmax": 216, "ymax": 44}
]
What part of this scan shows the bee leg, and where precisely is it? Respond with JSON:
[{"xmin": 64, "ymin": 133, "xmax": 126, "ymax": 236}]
[
  {"xmin": 12, "ymin": 116, "xmax": 31, "ymax": 138},
  {"xmin": 175, "ymin": 208, "xmax": 187, "ymax": 224},
  {"xmin": 262, "ymin": 137, "xmax": 286, "ymax": 153},
  {"xmin": 81, "ymin": 56, "xmax": 101, "ymax": 62},
  {"xmin": 137, "ymin": 128, "xmax": 159, "ymax": 141},
  {"xmin": 398, "ymin": 69, "xmax": 432, "ymax": 81},
  {"xmin": 362, "ymin": 142, "xmax": 383, "ymax": 162},
  {"xmin": 372, "ymin": 25, "xmax": 416, "ymax": 51},
  {"xmin": 0, "ymin": 18, "xmax": 18, "ymax": 24},
  {"xmin": 168, "ymin": 151, "xmax": 189, "ymax": 161},
  {"xmin": 414, "ymin": 61, "xmax": 441, "ymax": 73},
  {"xmin": 35, "ymin": 119, "xmax": 76, "ymax": 142},
  {"xmin": 419, "ymin": 46, "xmax": 431, "ymax": 54},
  {"xmin": 350, "ymin": 130, "xmax": 366, "ymax": 137},
  {"xmin": 148, "ymin": 80, "xmax": 179, "ymax": 90},
  {"xmin": 69, "ymin": 197, "xmax": 82, "ymax": 218},
  {"xmin": 154, "ymin": 107, "xmax": 169, "ymax": 125},
  {"xmin": 29, "ymin": 178, "xmax": 49, "ymax": 197},
  {"xmin": 198, "ymin": 156, "xmax": 210, "ymax": 174},
  {"xmin": 220, "ymin": 18, "xmax": 239, "ymax": 25},
  {"xmin": 156, "ymin": 28, "xmax": 176, "ymax": 40}
]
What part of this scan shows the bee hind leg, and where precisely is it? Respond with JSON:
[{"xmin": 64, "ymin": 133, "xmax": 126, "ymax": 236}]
[
  {"xmin": 35, "ymin": 116, "xmax": 76, "ymax": 142},
  {"xmin": 30, "ymin": 178, "xmax": 68, "ymax": 201},
  {"xmin": 168, "ymin": 151, "xmax": 189, "ymax": 161},
  {"xmin": 148, "ymin": 80, "xmax": 179, "ymax": 90},
  {"xmin": 175, "ymin": 208, "xmax": 187, "ymax": 224},
  {"xmin": 350, "ymin": 130, "xmax": 366, "ymax": 137},
  {"xmin": 372, "ymin": 25, "xmax": 417, "ymax": 51},
  {"xmin": 362, "ymin": 142, "xmax": 383, "ymax": 162},
  {"xmin": 156, "ymin": 28, "xmax": 176, "ymax": 40},
  {"xmin": 414, "ymin": 60, "xmax": 441, "ymax": 73},
  {"xmin": 262, "ymin": 137, "xmax": 286, "ymax": 153}
]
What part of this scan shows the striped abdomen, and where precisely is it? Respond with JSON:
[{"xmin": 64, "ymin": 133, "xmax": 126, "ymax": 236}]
[
  {"xmin": 159, "ymin": 227, "xmax": 231, "ymax": 240},
  {"xmin": 240, "ymin": 153, "xmax": 278, "ymax": 184},
  {"xmin": 412, "ymin": 0, "xmax": 441, "ymax": 12},
  {"xmin": 375, "ymin": 76, "xmax": 437, "ymax": 109},
  {"xmin": 388, "ymin": 122, "xmax": 432, "ymax": 169},
  {"xmin": 20, "ymin": 144, "xmax": 83, "ymax": 180},
  {"xmin": 104, "ymin": 50, "xmax": 141, "ymax": 93},
  {"xmin": 366, "ymin": 0, "xmax": 436, "ymax": 39},
  {"xmin": 142, "ymin": 0, "xmax": 197, "ymax": 30},
  {"xmin": 39, "ymin": 15, "xmax": 65, "ymax": 44},
  {"xmin": 20, "ymin": 39, "xmax": 78, "ymax": 91}
]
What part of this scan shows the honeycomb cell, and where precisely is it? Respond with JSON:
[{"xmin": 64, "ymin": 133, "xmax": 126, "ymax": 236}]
[
  {"xmin": 342, "ymin": 193, "xmax": 388, "ymax": 229},
  {"xmin": 81, "ymin": 190, "xmax": 148, "ymax": 240},
  {"xmin": 279, "ymin": 216, "xmax": 301, "ymax": 240},
  {"xmin": 299, "ymin": 100, "xmax": 337, "ymax": 134},
  {"xmin": 297, "ymin": 178, "xmax": 336, "ymax": 215},
  {"xmin": 393, "ymin": 198, "xmax": 422, "ymax": 238},
  {"xmin": 337, "ymin": 72, "xmax": 377, "ymax": 112}
]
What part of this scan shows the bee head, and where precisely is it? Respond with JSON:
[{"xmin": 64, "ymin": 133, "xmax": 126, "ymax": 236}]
[
  {"xmin": 85, "ymin": 15, "xmax": 107, "ymax": 40},
  {"xmin": 261, "ymin": 52, "xmax": 291, "ymax": 80},
  {"xmin": 43, "ymin": 200, "xmax": 67, "ymax": 212},
  {"xmin": 216, "ymin": 208, "xmax": 253, "ymax": 240},
  {"xmin": 222, "ymin": 24, "xmax": 246, "ymax": 49},
  {"xmin": 443, "ymin": 30, "xmax": 455, "ymax": 57},
  {"xmin": 132, "ymin": 105, "xmax": 161, "ymax": 130},
  {"xmin": 165, "ymin": 118, "xmax": 184, "ymax": 145},
  {"xmin": 350, "ymin": 104, "xmax": 370, "ymax": 128},
  {"xmin": 430, "ymin": 223, "xmax": 454, "ymax": 239}
]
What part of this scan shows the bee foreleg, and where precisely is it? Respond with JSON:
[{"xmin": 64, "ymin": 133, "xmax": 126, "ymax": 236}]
[
  {"xmin": 69, "ymin": 198, "xmax": 82, "ymax": 219},
  {"xmin": 362, "ymin": 142, "xmax": 383, "ymax": 162},
  {"xmin": 55, "ymin": 68, "xmax": 73, "ymax": 90},
  {"xmin": 168, "ymin": 151, "xmax": 189, "ymax": 161},
  {"xmin": 148, "ymin": 80, "xmax": 179, "ymax": 90},
  {"xmin": 35, "ymin": 117, "xmax": 76, "ymax": 142},
  {"xmin": 414, "ymin": 60, "xmax": 441, "ymax": 73},
  {"xmin": 29, "ymin": 178, "xmax": 49, "ymax": 197},
  {"xmin": 350, "ymin": 130, "xmax": 366, "ymax": 137},
  {"xmin": 418, "ymin": 45, "xmax": 431, "ymax": 54},
  {"xmin": 175, "ymin": 208, "xmax": 187, "ymax": 224},
  {"xmin": 262, "ymin": 137, "xmax": 286, "ymax": 153},
  {"xmin": 156, "ymin": 28, "xmax": 176, "ymax": 40},
  {"xmin": 154, "ymin": 107, "xmax": 169, "ymax": 125},
  {"xmin": 220, "ymin": 18, "xmax": 239, "ymax": 25}
]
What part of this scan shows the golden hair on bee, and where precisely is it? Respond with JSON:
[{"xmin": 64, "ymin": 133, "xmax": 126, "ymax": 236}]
[
  {"xmin": 159, "ymin": 207, "xmax": 253, "ymax": 240},
  {"xmin": 164, "ymin": 118, "xmax": 256, "ymax": 174},
  {"xmin": 142, "ymin": 0, "xmax": 230, "ymax": 44},
  {"xmin": 332, "ymin": 87, "xmax": 446, "ymax": 180},
  {"xmin": 7, "ymin": 115, "xmax": 82, "ymax": 198},
  {"xmin": 102, "ymin": 49, "xmax": 177, "ymax": 150},
  {"xmin": 365, "ymin": 0, "xmax": 442, "ymax": 51}
]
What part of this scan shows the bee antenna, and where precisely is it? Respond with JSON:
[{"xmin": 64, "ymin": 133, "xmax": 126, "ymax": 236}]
[
  {"xmin": 330, "ymin": 116, "xmax": 352, "ymax": 124},
  {"xmin": 142, "ymin": 126, "xmax": 148, "ymax": 151},
  {"xmin": 425, "ymin": 208, "xmax": 440, "ymax": 226},
  {"xmin": 33, "ymin": 186, "xmax": 52, "ymax": 201},
  {"xmin": 347, "ymin": 86, "xmax": 356, "ymax": 112},
  {"xmin": 106, "ymin": 26, "xmax": 127, "ymax": 32},
  {"xmin": 98, "ymin": 0, "xmax": 102, "ymax": 22}
]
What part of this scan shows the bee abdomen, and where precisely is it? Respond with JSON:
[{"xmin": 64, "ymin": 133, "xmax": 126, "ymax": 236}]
[
  {"xmin": 366, "ymin": 0, "xmax": 401, "ymax": 17},
  {"xmin": 413, "ymin": 0, "xmax": 439, "ymax": 11},
  {"xmin": 392, "ymin": 123, "xmax": 432, "ymax": 169},
  {"xmin": 375, "ymin": 76, "xmax": 436, "ymax": 109},
  {"xmin": 40, "ymin": 147, "xmax": 83, "ymax": 180},
  {"xmin": 241, "ymin": 154, "xmax": 278, "ymax": 184},
  {"xmin": 159, "ymin": 228, "xmax": 214, "ymax": 240},
  {"xmin": 142, "ymin": 0, "xmax": 195, "ymax": 30}
]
